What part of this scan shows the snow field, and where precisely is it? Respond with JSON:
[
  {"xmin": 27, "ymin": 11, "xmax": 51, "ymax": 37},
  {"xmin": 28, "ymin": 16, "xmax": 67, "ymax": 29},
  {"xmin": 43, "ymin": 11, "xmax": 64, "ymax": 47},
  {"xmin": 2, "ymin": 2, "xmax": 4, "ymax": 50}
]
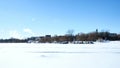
[{"xmin": 0, "ymin": 41, "xmax": 120, "ymax": 68}]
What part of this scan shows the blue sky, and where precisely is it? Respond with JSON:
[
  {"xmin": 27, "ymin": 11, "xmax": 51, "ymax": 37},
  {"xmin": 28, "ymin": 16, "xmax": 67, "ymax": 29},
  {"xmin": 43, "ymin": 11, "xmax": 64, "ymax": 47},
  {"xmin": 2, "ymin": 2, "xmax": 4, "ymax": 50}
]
[{"xmin": 0, "ymin": 0, "xmax": 120, "ymax": 39}]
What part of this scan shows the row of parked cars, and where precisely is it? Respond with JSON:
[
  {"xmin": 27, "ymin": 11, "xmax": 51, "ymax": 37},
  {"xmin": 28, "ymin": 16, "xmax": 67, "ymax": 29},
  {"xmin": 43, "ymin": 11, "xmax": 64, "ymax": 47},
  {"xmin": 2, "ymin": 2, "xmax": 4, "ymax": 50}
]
[
  {"xmin": 72, "ymin": 41, "xmax": 94, "ymax": 44},
  {"xmin": 58, "ymin": 41, "xmax": 94, "ymax": 44},
  {"xmin": 28, "ymin": 40, "xmax": 94, "ymax": 44}
]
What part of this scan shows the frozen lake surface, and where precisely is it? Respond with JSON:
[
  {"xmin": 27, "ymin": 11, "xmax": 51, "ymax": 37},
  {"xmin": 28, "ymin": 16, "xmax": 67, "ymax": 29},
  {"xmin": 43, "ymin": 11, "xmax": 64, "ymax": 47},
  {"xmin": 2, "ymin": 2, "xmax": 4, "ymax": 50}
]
[{"xmin": 0, "ymin": 41, "xmax": 120, "ymax": 68}]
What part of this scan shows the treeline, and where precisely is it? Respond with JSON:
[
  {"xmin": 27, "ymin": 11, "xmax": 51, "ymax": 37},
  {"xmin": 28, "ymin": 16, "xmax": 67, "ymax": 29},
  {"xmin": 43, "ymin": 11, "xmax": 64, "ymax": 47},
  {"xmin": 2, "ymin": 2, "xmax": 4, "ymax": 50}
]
[
  {"xmin": 0, "ymin": 38, "xmax": 27, "ymax": 43},
  {"xmin": 0, "ymin": 31, "xmax": 120, "ymax": 43},
  {"xmin": 75, "ymin": 31, "xmax": 120, "ymax": 41},
  {"xmin": 38, "ymin": 31, "xmax": 120, "ymax": 43}
]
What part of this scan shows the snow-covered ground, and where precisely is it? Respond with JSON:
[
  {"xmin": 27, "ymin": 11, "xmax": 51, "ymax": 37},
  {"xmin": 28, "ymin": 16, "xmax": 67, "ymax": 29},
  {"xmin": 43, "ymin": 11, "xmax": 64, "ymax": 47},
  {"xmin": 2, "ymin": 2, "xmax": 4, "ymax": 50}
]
[{"xmin": 0, "ymin": 41, "xmax": 120, "ymax": 68}]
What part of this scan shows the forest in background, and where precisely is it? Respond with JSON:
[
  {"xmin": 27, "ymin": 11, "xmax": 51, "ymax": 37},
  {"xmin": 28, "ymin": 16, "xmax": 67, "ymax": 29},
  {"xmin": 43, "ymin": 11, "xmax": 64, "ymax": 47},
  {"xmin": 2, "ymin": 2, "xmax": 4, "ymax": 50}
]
[{"xmin": 0, "ymin": 29, "xmax": 120, "ymax": 43}]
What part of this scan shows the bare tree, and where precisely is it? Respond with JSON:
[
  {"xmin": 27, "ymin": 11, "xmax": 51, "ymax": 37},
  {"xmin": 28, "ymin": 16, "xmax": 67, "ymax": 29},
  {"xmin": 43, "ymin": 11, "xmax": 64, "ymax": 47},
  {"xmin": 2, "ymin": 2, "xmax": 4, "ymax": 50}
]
[
  {"xmin": 67, "ymin": 29, "xmax": 74, "ymax": 36},
  {"xmin": 66, "ymin": 29, "xmax": 74, "ymax": 42}
]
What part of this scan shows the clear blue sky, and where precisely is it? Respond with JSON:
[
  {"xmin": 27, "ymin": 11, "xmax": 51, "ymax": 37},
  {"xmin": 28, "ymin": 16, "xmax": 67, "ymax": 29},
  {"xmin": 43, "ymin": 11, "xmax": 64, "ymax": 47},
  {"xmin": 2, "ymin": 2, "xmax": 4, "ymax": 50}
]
[{"xmin": 0, "ymin": 0, "xmax": 120, "ymax": 39}]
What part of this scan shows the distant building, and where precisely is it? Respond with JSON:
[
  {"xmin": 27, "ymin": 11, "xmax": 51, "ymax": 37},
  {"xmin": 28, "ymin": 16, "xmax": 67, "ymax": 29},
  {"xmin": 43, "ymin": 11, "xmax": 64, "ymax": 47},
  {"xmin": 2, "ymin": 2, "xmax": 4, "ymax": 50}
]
[
  {"xmin": 96, "ymin": 38, "xmax": 104, "ymax": 42},
  {"xmin": 45, "ymin": 35, "xmax": 51, "ymax": 38}
]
